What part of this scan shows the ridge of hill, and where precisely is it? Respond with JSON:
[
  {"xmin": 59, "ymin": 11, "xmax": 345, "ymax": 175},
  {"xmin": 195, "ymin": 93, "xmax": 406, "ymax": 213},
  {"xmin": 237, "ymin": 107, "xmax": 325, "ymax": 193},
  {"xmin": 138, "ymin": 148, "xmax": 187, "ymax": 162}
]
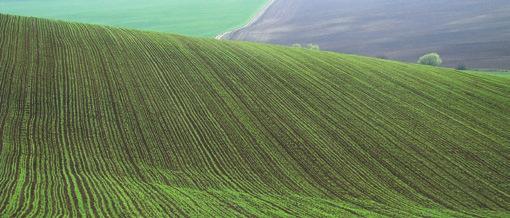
[{"xmin": 0, "ymin": 13, "xmax": 509, "ymax": 217}]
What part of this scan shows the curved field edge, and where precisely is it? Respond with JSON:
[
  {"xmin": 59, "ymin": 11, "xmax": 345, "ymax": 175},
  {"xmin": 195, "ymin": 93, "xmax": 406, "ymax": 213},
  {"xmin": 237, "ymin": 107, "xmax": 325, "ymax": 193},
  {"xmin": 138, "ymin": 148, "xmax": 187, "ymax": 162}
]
[
  {"xmin": 216, "ymin": 0, "xmax": 275, "ymax": 39},
  {"xmin": 0, "ymin": 13, "xmax": 509, "ymax": 217}
]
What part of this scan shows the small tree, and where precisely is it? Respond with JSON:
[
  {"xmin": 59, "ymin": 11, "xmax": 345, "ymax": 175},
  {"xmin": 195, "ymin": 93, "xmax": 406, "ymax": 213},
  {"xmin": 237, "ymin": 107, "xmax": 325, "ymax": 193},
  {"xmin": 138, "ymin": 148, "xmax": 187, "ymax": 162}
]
[
  {"xmin": 417, "ymin": 53, "xmax": 442, "ymax": 66},
  {"xmin": 456, "ymin": 64, "xmax": 467, "ymax": 70},
  {"xmin": 292, "ymin": 43, "xmax": 302, "ymax": 48},
  {"xmin": 306, "ymin": 44, "xmax": 320, "ymax": 50}
]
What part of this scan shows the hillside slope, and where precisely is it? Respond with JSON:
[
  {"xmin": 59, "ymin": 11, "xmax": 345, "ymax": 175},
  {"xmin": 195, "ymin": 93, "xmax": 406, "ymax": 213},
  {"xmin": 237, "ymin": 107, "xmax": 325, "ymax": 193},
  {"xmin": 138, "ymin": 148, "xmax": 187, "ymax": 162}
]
[
  {"xmin": 227, "ymin": 0, "xmax": 510, "ymax": 69},
  {"xmin": 0, "ymin": 14, "xmax": 509, "ymax": 217}
]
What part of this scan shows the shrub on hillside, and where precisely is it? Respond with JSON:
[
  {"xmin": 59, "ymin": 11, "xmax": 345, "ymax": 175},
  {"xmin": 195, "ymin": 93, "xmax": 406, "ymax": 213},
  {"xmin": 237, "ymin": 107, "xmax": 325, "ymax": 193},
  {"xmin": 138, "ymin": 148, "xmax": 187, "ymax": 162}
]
[
  {"xmin": 307, "ymin": 44, "xmax": 320, "ymax": 50},
  {"xmin": 292, "ymin": 43, "xmax": 302, "ymax": 48},
  {"xmin": 291, "ymin": 43, "xmax": 320, "ymax": 50},
  {"xmin": 456, "ymin": 64, "xmax": 467, "ymax": 70},
  {"xmin": 417, "ymin": 53, "xmax": 442, "ymax": 66}
]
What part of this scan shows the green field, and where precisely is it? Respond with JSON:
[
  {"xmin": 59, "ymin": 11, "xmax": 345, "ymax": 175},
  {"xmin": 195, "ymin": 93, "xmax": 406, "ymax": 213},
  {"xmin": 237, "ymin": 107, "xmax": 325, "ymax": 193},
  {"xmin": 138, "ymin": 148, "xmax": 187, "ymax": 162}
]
[
  {"xmin": 462, "ymin": 70, "xmax": 510, "ymax": 79},
  {"xmin": 0, "ymin": 0, "xmax": 267, "ymax": 37},
  {"xmin": 0, "ymin": 14, "xmax": 509, "ymax": 217}
]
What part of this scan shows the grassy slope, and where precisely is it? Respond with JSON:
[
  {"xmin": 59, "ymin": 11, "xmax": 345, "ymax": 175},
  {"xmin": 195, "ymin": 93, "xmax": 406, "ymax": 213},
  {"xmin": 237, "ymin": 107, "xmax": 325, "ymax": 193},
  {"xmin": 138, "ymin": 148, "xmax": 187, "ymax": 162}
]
[
  {"xmin": 463, "ymin": 70, "xmax": 510, "ymax": 79},
  {"xmin": 0, "ymin": 14, "xmax": 509, "ymax": 217},
  {"xmin": 0, "ymin": 0, "xmax": 267, "ymax": 37}
]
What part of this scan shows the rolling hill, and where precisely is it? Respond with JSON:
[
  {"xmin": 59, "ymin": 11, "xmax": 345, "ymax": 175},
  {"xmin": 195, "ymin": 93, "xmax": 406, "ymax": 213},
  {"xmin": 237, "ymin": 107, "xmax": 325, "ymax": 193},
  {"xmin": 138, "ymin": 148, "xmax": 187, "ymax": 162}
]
[
  {"xmin": 226, "ymin": 0, "xmax": 510, "ymax": 69},
  {"xmin": 0, "ymin": 13, "xmax": 509, "ymax": 217}
]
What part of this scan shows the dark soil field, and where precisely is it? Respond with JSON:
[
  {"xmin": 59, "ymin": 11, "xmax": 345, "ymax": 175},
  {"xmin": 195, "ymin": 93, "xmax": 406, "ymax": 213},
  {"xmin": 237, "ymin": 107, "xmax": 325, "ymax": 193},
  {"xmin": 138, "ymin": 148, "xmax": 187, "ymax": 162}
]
[{"xmin": 226, "ymin": 0, "xmax": 510, "ymax": 69}]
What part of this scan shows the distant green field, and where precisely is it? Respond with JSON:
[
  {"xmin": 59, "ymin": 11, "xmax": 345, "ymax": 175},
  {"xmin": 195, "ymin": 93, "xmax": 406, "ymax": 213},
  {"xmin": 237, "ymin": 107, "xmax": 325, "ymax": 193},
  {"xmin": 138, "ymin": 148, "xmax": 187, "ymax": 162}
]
[
  {"xmin": 0, "ymin": 0, "xmax": 267, "ymax": 37},
  {"xmin": 462, "ymin": 70, "xmax": 510, "ymax": 78},
  {"xmin": 1, "ymin": 14, "xmax": 509, "ymax": 216}
]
